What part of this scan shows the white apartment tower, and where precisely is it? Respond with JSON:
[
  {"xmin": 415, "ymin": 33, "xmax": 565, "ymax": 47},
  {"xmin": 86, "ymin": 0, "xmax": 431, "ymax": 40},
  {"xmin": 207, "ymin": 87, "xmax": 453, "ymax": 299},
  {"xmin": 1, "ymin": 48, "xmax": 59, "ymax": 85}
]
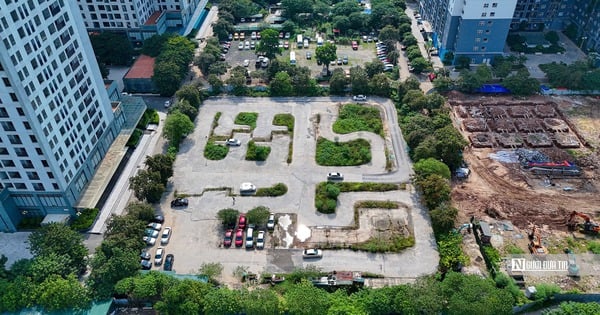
[{"xmin": 0, "ymin": 0, "xmax": 122, "ymax": 231}]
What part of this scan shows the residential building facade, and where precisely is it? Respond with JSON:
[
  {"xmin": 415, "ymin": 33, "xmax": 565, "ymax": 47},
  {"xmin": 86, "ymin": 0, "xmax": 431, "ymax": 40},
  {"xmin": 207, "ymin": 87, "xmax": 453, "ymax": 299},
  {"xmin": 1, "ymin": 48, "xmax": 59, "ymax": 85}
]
[
  {"xmin": 511, "ymin": 0, "xmax": 572, "ymax": 31},
  {"xmin": 569, "ymin": 0, "xmax": 600, "ymax": 52},
  {"xmin": 421, "ymin": 0, "xmax": 518, "ymax": 64},
  {"xmin": 0, "ymin": 0, "xmax": 123, "ymax": 232}
]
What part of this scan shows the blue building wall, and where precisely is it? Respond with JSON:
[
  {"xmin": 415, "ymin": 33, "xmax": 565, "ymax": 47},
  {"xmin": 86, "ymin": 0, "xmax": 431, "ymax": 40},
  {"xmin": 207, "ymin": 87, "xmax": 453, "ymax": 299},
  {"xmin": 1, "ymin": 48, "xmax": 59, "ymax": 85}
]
[{"xmin": 454, "ymin": 18, "xmax": 513, "ymax": 63}]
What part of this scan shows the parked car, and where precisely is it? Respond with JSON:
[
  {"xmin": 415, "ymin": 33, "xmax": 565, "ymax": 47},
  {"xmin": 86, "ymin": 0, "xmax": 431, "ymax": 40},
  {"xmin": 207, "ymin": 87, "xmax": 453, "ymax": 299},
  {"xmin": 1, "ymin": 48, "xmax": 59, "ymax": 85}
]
[
  {"xmin": 327, "ymin": 172, "xmax": 344, "ymax": 180},
  {"xmin": 171, "ymin": 198, "xmax": 189, "ymax": 207},
  {"xmin": 164, "ymin": 254, "xmax": 174, "ymax": 271},
  {"xmin": 267, "ymin": 213, "xmax": 275, "ymax": 230},
  {"xmin": 256, "ymin": 230, "xmax": 265, "ymax": 249},
  {"xmin": 147, "ymin": 222, "xmax": 162, "ymax": 231},
  {"xmin": 226, "ymin": 138, "xmax": 241, "ymax": 146},
  {"xmin": 234, "ymin": 228, "xmax": 244, "ymax": 247},
  {"xmin": 353, "ymin": 95, "xmax": 367, "ymax": 102},
  {"xmin": 284, "ymin": 41, "xmax": 289, "ymax": 49},
  {"xmin": 245, "ymin": 226, "xmax": 254, "ymax": 248},
  {"xmin": 306, "ymin": 52, "xmax": 312, "ymax": 59},
  {"xmin": 154, "ymin": 247, "xmax": 164, "ymax": 265},
  {"xmin": 161, "ymin": 227, "xmax": 171, "ymax": 245},
  {"xmin": 233, "ymin": 33, "xmax": 239, "ymax": 40},
  {"xmin": 351, "ymin": 41, "xmax": 358, "ymax": 50},
  {"xmin": 238, "ymin": 213, "xmax": 247, "ymax": 230},
  {"xmin": 284, "ymin": 32, "xmax": 290, "ymax": 39},
  {"xmin": 140, "ymin": 250, "xmax": 151, "ymax": 260},
  {"xmin": 251, "ymin": 31, "xmax": 257, "ymax": 40},
  {"xmin": 337, "ymin": 57, "xmax": 343, "ymax": 65},
  {"xmin": 240, "ymin": 183, "xmax": 256, "ymax": 194},
  {"xmin": 250, "ymin": 41, "xmax": 256, "ymax": 49},
  {"xmin": 143, "ymin": 236, "xmax": 156, "ymax": 246},
  {"xmin": 228, "ymin": 33, "xmax": 233, "ymax": 40},
  {"xmin": 244, "ymin": 41, "xmax": 250, "ymax": 50},
  {"xmin": 238, "ymin": 42, "xmax": 244, "ymax": 50},
  {"xmin": 342, "ymin": 55, "xmax": 348, "ymax": 64},
  {"xmin": 256, "ymin": 32, "xmax": 261, "ymax": 39},
  {"xmin": 153, "ymin": 215, "xmax": 165, "ymax": 223},
  {"xmin": 223, "ymin": 229, "xmax": 233, "ymax": 247},
  {"xmin": 278, "ymin": 41, "xmax": 284, "ymax": 48},
  {"xmin": 164, "ymin": 100, "xmax": 171, "ymax": 108},
  {"xmin": 243, "ymin": 59, "xmax": 250, "ymax": 67},
  {"xmin": 144, "ymin": 228, "xmax": 159, "ymax": 238},
  {"xmin": 279, "ymin": 32, "xmax": 284, "ymax": 38},
  {"xmin": 141, "ymin": 260, "xmax": 152, "ymax": 270},
  {"xmin": 303, "ymin": 248, "xmax": 323, "ymax": 258},
  {"xmin": 239, "ymin": 33, "xmax": 245, "ymax": 40}
]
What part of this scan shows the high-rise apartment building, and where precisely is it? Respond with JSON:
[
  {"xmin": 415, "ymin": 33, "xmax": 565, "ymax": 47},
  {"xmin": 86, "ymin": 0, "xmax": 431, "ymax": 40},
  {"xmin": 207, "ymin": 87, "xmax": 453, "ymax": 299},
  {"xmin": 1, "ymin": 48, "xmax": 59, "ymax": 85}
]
[
  {"xmin": 77, "ymin": 0, "xmax": 205, "ymax": 43},
  {"xmin": 0, "ymin": 0, "xmax": 123, "ymax": 231},
  {"xmin": 510, "ymin": 0, "xmax": 572, "ymax": 31},
  {"xmin": 569, "ymin": 0, "xmax": 600, "ymax": 52},
  {"xmin": 421, "ymin": 0, "xmax": 518, "ymax": 64}
]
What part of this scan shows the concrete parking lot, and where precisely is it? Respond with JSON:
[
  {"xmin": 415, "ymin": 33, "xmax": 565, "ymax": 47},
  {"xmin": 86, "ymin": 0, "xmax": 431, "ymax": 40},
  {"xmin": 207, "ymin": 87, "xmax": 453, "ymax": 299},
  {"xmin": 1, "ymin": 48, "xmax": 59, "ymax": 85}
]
[{"xmin": 154, "ymin": 97, "xmax": 438, "ymax": 283}]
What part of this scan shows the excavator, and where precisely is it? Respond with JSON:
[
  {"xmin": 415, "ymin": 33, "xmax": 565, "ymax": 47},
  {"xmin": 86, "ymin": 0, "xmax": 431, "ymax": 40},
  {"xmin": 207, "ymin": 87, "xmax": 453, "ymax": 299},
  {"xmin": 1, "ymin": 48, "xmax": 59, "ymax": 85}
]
[
  {"xmin": 567, "ymin": 211, "xmax": 600, "ymax": 235},
  {"xmin": 528, "ymin": 225, "xmax": 547, "ymax": 256}
]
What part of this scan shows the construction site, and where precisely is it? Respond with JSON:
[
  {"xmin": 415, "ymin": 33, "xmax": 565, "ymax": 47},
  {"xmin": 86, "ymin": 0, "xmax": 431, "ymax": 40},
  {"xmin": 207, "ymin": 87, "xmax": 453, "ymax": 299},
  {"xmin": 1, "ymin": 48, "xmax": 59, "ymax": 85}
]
[{"xmin": 447, "ymin": 92, "xmax": 600, "ymax": 291}]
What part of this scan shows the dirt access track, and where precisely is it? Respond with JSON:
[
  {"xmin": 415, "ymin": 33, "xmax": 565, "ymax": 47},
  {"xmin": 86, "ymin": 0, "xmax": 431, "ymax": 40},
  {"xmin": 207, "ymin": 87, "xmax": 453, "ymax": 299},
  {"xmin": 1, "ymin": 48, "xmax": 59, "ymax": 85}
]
[{"xmin": 448, "ymin": 93, "xmax": 600, "ymax": 232}]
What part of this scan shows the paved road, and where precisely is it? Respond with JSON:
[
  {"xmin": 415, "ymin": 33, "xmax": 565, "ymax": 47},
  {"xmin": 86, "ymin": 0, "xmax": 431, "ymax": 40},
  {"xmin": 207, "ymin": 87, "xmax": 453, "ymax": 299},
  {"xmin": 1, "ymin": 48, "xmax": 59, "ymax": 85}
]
[{"xmin": 163, "ymin": 97, "xmax": 438, "ymax": 281}]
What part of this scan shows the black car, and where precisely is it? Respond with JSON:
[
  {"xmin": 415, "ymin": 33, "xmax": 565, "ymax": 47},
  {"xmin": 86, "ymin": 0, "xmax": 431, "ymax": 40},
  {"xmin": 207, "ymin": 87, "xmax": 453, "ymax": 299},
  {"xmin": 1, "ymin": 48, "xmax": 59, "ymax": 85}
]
[
  {"xmin": 171, "ymin": 198, "xmax": 189, "ymax": 207},
  {"xmin": 153, "ymin": 215, "xmax": 165, "ymax": 224},
  {"xmin": 164, "ymin": 254, "xmax": 174, "ymax": 271}
]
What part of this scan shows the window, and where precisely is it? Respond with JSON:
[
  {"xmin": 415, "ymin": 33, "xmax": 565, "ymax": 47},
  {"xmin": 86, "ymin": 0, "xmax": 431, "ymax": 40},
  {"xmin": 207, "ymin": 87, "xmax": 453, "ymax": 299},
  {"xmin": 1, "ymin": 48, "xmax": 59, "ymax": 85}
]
[
  {"xmin": 483, "ymin": 38, "xmax": 488, "ymax": 42},
  {"xmin": 481, "ymin": 12, "xmax": 487, "ymax": 17},
  {"xmin": 1, "ymin": 121, "xmax": 15, "ymax": 131},
  {"xmin": 2, "ymin": 160, "xmax": 15, "ymax": 167},
  {"xmin": 477, "ymin": 30, "xmax": 483, "ymax": 34},
  {"xmin": 481, "ymin": 46, "xmax": 486, "ymax": 51},
  {"xmin": 33, "ymin": 183, "xmax": 44, "ymax": 191},
  {"xmin": 473, "ymin": 46, "xmax": 479, "ymax": 51},
  {"xmin": 27, "ymin": 172, "xmax": 39, "ymax": 180},
  {"xmin": 21, "ymin": 160, "xmax": 34, "ymax": 168},
  {"xmin": 0, "ymin": 148, "xmax": 8, "ymax": 155},
  {"xmin": 14, "ymin": 183, "xmax": 27, "ymax": 189},
  {"xmin": 490, "ymin": 12, "xmax": 495, "ymax": 17},
  {"xmin": 483, "ymin": 3, "xmax": 489, "ymax": 8},
  {"xmin": 8, "ymin": 172, "xmax": 21, "ymax": 179},
  {"xmin": 8, "ymin": 135, "xmax": 21, "ymax": 144},
  {"xmin": 479, "ymin": 21, "xmax": 485, "ymax": 26},
  {"xmin": 14, "ymin": 148, "xmax": 28, "ymax": 157},
  {"xmin": 492, "ymin": 3, "xmax": 497, "ymax": 7},
  {"xmin": 476, "ymin": 38, "xmax": 481, "ymax": 42}
]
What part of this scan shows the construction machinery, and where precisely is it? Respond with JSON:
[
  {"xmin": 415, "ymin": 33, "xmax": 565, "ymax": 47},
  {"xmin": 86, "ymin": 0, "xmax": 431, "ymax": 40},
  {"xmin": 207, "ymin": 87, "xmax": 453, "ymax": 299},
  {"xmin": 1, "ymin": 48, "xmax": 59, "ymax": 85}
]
[
  {"xmin": 528, "ymin": 225, "xmax": 547, "ymax": 256},
  {"xmin": 567, "ymin": 211, "xmax": 600, "ymax": 235}
]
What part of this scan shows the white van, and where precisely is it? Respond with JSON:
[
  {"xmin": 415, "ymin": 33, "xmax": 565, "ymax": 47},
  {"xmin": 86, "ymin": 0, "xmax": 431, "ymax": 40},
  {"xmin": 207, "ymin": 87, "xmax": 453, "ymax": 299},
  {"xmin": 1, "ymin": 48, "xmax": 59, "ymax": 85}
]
[
  {"xmin": 245, "ymin": 226, "xmax": 254, "ymax": 248},
  {"xmin": 290, "ymin": 51, "xmax": 296, "ymax": 65}
]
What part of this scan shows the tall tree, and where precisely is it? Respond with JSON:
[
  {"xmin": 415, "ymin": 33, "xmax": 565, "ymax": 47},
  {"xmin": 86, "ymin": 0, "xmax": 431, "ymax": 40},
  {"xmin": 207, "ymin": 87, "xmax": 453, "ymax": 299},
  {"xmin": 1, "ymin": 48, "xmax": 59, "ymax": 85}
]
[
  {"xmin": 129, "ymin": 170, "xmax": 165, "ymax": 203},
  {"xmin": 350, "ymin": 66, "xmax": 369, "ymax": 95},
  {"xmin": 170, "ymin": 100, "xmax": 199, "ymax": 121},
  {"xmin": 270, "ymin": 71, "xmax": 294, "ymax": 96},
  {"xmin": 203, "ymin": 287, "xmax": 242, "ymax": 314},
  {"xmin": 329, "ymin": 68, "xmax": 348, "ymax": 95},
  {"xmin": 145, "ymin": 154, "xmax": 175, "ymax": 185},
  {"xmin": 153, "ymin": 61, "xmax": 183, "ymax": 96},
  {"xmin": 28, "ymin": 223, "xmax": 88, "ymax": 273},
  {"xmin": 369, "ymin": 73, "xmax": 391, "ymax": 97},
  {"xmin": 163, "ymin": 110, "xmax": 195, "ymax": 146},
  {"xmin": 256, "ymin": 29, "xmax": 282, "ymax": 60},
  {"xmin": 89, "ymin": 32, "xmax": 134, "ymax": 65},
  {"xmin": 176, "ymin": 85, "xmax": 202, "ymax": 109},
  {"xmin": 316, "ymin": 43, "xmax": 337, "ymax": 71},
  {"xmin": 284, "ymin": 280, "xmax": 331, "ymax": 315},
  {"xmin": 35, "ymin": 274, "xmax": 90, "ymax": 311},
  {"xmin": 502, "ymin": 69, "xmax": 540, "ymax": 96}
]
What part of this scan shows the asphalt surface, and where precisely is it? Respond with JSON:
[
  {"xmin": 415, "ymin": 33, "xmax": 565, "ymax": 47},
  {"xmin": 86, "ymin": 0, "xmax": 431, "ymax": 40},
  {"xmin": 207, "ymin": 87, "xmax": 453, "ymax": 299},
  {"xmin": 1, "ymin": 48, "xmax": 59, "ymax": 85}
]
[{"xmin": 160, "ymin": 97, "xmax": 438, "ymax": 280}]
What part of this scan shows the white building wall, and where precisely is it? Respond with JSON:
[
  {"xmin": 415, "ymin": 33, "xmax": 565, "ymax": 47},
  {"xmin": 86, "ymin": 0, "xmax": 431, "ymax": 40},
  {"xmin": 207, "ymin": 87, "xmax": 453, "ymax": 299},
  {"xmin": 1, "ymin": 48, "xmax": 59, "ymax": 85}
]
[
  {"xmin": 0, "ymin": 0, "xmax": 114, "ymax": 193},
  {"xmin": 459, "ymin": 0, "xmax": 517, "ymax": 19},
  {"xmin": 78, "ymin": 0, "xmax": 155, "ymax": 29}
]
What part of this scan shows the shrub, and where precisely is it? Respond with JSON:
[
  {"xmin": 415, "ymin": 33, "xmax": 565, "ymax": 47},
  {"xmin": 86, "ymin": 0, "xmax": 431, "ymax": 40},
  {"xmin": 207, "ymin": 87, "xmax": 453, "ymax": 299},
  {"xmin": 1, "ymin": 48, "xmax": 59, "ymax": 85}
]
[
  {"xmin": 482, "ymin": 245, "xmax": 501, "ymax": 272},
  {"xmin": 70, "ymin": 208, "xmax": 99, "ymax": 231},
  {"xmin": 256, "ymin": 183, "xmax": 288, "ymax": 196},
  {"xmin": 534, "ymin": 283, "xmax": 561, "ymax": 301},
  {"xmin": 126, "ymin": 128, "xmax": 144, "ymax": 147},
  {"xmin": 332, "ymin": 104, "xmax": 383, "ymax": 136},
  {"xmin": 438, "ymin": 233, "xmax": 469, "ymax": 272},
  {"xmin": 273, "ymin": 113, "xmax": 294, "ymax": 132},
  {"xmin": 316, "ymin": 137, "xmax": 371, "ymax": 166},
  {"xmin": 204, "ymin": 141, "xmax": 229, "ymax": 160},
  {"xmin": 315, "ymin": 182, "xmax": 399, "ymax": 214},
  {"xmin": 210, "ymin": 112, "xmax": 222, "ymax": 137},
  {"xmin": 235, "ymin": 112, "xmax": 258, "ymax": 130},
  {"xmin": 17, "ymin": 216, "xmax": 44, "ymax": 230},
  {"xmin": 587, "ymin": 241, "xmax": 600, "ymax": 254},
  {"xmin": 351, "ymin": 236, "xmax": 415, "ymax": 253},
  {"xmin": 150, "ymin": 110, "xmax": 160, "ymax": 124},
  {"xmin": 245, "ymin": 141, "xmax": 271, "ymax": 161}
]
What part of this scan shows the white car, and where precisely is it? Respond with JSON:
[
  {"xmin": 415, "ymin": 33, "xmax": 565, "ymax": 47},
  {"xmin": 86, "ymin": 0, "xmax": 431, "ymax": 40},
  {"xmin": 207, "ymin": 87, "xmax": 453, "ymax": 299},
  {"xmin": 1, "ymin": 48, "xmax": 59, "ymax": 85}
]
[
  {"xmin": 164, "ymin": 100, "xmax": 171, "ymax": 108},
  {"xmin": 161, "ymin": 227, "xmax": 171, "ymax": 245},
  {"xmin": 226, "ymin": 138, "xmax": 241, "ymax": 146},
  {"xmin": 267, "ymin": 213, "xmax": 275, "ymax": 230},
  {"xmin": 303, "ymin": 248, "xmax": 323, "ymax": 259},
  {"xmin": 327, "ymin": 172, "xmax": 344, "ymax": 180},
  {"xmin": 143, "ymin": 236, "xmax": 156, "ymax": 246},
  {"xmin": 238, "ymin": 42, "xmax": 244, "ymax": 50},
  {"xmin": 353, "ymin": 95, "xmax": 367, "ymax": 102},
  {"xmin": 256, "ymin": 231, "xmax": 265, "ymax": 249},
  {"xmin": 240, "ymin": 182, "xmax": 256, "ymax": 193},
  {"xmin": 147, "ymin": 222, "xmax": 162, "ymax": 231},
  {"xmin": 154, "ymin": 247, "xmax": 164, "ymax": 265},
  {"xmin": 243, "ymin": 59, "xmax": 249, "ymax": 67}
]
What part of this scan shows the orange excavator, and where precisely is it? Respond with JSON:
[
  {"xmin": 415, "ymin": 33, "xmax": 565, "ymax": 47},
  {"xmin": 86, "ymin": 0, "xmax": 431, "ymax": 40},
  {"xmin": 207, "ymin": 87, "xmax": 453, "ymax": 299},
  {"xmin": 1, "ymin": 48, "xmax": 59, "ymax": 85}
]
[
  {"xmin": 567, "ymin": 211, "xmax": 600, "ymax": 235},
  {"xmin": 528, "ymin": 225, "xmax": 547, "ymax": 255}
]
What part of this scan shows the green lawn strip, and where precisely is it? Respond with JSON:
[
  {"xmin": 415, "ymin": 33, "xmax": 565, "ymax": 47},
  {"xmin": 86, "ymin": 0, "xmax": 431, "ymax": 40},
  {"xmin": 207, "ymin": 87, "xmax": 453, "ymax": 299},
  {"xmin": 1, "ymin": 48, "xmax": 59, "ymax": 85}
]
[
  {"xmin": 315, "ymin": 182, "xmax": 400, "ymax": 214},
  {"xmin": 333, "ymin": 104, "xmax": 383, "ymax": 137},
  {"xmin": 315, "ymin": 137, "xmax": 371, "ymax": 166},
  {"xmin": 235, "ymin": 112, "xmax": 258, "ymax": 130},
  {"xmin": 204, "ymin": 141, "xmax": 229, "ymax": 160},
  {"xmin": 245, "ymin": 140, "xmax": 271, "ymax": 161},
  {"xmin": 255, "ymin": 183, "xmax": 288, "ymax": 197},
  {"xmin": 273, "ymin": 113, "xmax": 295, "ymax": 164}
]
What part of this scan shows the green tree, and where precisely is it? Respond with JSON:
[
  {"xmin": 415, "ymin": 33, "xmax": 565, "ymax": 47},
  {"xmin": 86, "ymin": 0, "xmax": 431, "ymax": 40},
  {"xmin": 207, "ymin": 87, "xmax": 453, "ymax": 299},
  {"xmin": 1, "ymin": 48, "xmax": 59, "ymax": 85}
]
[
  {"xmin": 281, "ymin": 0, "xmax": 314, "ymax": 19},
  {"xmin": 257, "ymin": 29, "xmax": 282, "ymax": 60},
  {"xmin": 154, "ymin": 279, "xmax": 212, "ymax": 315},
  {"xmin": 153, "ymin": 61, "xmax": 182, "ymax": 96},
  {"xmin": 533, "ymin": 283, "xmax": 561, "ymax": 301},
  {"xmin": 203, "ymin": 287, "xmax": 242, "ymax": 314},
  {"xmin": 89, "ymin": 32, "xmax": 134, "ymax": 65},
  {"xmin": 329, "ymin": 68, "xmax": 348, "ymax": 95},
  {"xmin": 88, "ymin": 246, "xmax": 140, "ymax": 298},
  {"xmin": 208, "ymin": 74, "xmax": 224, "ymax": 94},
  {"xmin": 332, "ymin": 0, "xmax": 362, "ymax": 16},
  {"xmin": 284, "ymin": 279, "xmax": 331, "ymax": 315},
  {"xmin": 430, "ymin": 203, "xmax": 459, "ymax": 235},
  {"xmin": 441, "ymin": 272, "xmax": 514, "ymax": 315},
  {"xmin": 502, "ymin": 69, "xmax": 540, "ymax": 96},
  {"xmin": 414, "ymin": 158, "xmax": 451, "ymax": 180},
  {"xmin": 142, "ymin": 33, "xmax": 173, "ymax": 57},
  {"xmin": 292, "ymin": 67, "xmax": 319, "ymax": 96},
  {"xmin": 28, "ymin": 223, "xmax": 88, "ymax": 273},
  {"xmin": 410, "ymin": 57, "xmax": 430, "ymax": 74},
  {"xmin": 457, "ymin": 70, "xmax": 484, "ymax": 92},
  {"xmin": 369, "ymin": 73, "xmax": 391, "ymax": 97},
  {"xmin": 241, "ymin": 288, "xmax": 282, "ymax": 314},
  {"xmin": 212, "ymin": 19, "xmax": 235, "ymax": 41},
  {"xmin": 365, "ymin": 60, "xmax": 384, "ymax": 78},
  {"xmin": 350, "ymin": 66, "xmax": 369, "ymax": 95},
  {"xmin": 129, "ymin": 170, "xmax": 165, "ymax": 203},
  {"xmin": 199, "ymin": 262, "xmax": 223, "ymax": 285},
  {"xmin": 394, "ymin": 277, "xmax": 445, "ymax": 314},
  {"xmin": 379, "ymin": 25, "xmax": 399, "ymax": 43},
  {"xmin": 163, "ymin": 110, "xmax": 195, "ymax": 146},
  {"xmin": 176, "ymin": 84, "xmax": 202, "ymax": 109},
  {"xmin": 544, "ymin": 31, "xmax": 559, "ymax": 44},
  {"xmin": 402, "ymin": 34, "xmax": 417, "ymax": 46},
  {"xmin": 144, "ymin": 154, "xmax": 174, "ymax": 185},
  {"xmin": 35, "ymin": 274, "xmax": 90, "ymax": 311},
  {"xmin": 270, "ymin": 71, "xmax": 294, "ymax": 96},
  {"xmin": 170, "ymin": 100, "xmax": 199, "ymax": 121},
  {"xmin": 455, "ymin": 55, "xmax": 471, "ymax": 69},
  {"xmin": 403, "ymin": 90, "xmax": 427, "ymax": 111},
  {"xmin": 217, "ymin": 208, "xmax": 239, "ymax": 228},
  {"xmin": 29, "ymin": 253, "xmax": 76, "ymax": 283},
  {"xmin": 425, "ymin": 93, "xmax": 446, "ymax": 110},
  {"xmin": 328, "ymin": 290, "xmax": 367, "ymax": 315},
  {"xmin": 316, "ymin": 43, "xmax": 337, "ymax": 71},
  {"xmin": 0, "ymin": 276, "xmax": 36, "ymax": 311},
  {"xmin": 125, "ymin": 202, "xmax": 155, "ymax": 222},
  {"xmin": 417, "ymin": 174, "xmax": 451, "ymax": 209},
  {"xmin": 352, "ymin": 287, "xmax": 397, "ymax": 315},
  {"xmin": 247, "ymin": 206, "xmax": 271, "ymax": 227},
  {"xmin": 227, "ymin": 66, "xmax": 249, "ymax": 96},
  {"xmin": 433, "ymin": 76, "xmax": 454, "ymax": 91},
  {"xmin": 433, "ymin": 125, "xmax": 467, "ymax": 170}
]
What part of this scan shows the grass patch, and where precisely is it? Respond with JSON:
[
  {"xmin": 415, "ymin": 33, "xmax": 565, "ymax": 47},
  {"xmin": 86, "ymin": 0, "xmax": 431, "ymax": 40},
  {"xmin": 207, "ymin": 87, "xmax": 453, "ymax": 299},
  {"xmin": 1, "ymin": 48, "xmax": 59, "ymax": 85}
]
[
  {"xmin": 204, "ymin": 141, "xmax": 229, "ymax": 160},
  {"xmin": 273, "ymin": 113, "xmax": 295, "ymax": 164},
  {"xmin": 210, "ymin": 112, "xmax": 222, "ymax": 137},
  {"xmin": 350, "ymin": 235, "xmax": 415, "ymax": 253},
  {"xmin": 503, "ymin": 244, "xmax": 526, "ymax": 255},
  {"xmin": 273, "ymin": 113, "xmax": 294, "ymax": 132},
  {"xmin": 70, "ymin": 208, "xmax": 99, "ymax": 231},
  {"xmin": 588, "ymin": 241, "xmax": 600, "ymax": 254},
  {"xmin": 316, "ymin": 137, "xmax": 371, "ymax": 166},
  {"xmin": 137, "ymin": 109, "xmax": 159, "ymax": 129},
  {"xmin": 256, "ymin": 183, "xmax": 288, "ymax": 197},
  {"xmin": 333, "ymin": 104, "xmax": 383, "ymax": 137},
  {"xmin": 126, "ymin": 128, "xmax": 143, "ymax": 147},
  {"xmin": 245, "ymin": 140, "xmax": 271, "ymax": 161},
  {"xmin": 235, "ymin": 112, "xmax": 258, "ymax": 130},
  {"xmin": 315, "ymin": 182, "xmax": 399, "ymax": 214}
]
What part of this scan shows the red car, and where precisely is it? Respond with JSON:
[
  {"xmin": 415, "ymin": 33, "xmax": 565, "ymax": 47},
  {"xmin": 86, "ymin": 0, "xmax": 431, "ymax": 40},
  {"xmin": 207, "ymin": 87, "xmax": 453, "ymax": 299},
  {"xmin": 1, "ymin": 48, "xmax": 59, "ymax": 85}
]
[
  {"xmin": 238, "ymin": 213, "xmax": 247, "ymax": 230},
  {"xmin": 351, "ymin": 41, "xmax": 358, "ymax": 50},
  {"xmin": 223, "ymin": 229, "xmax": 233, "ymax": 247},
  {"xmin": 234, "ymin": 228, "xmax": 244, "ymax": 247}
]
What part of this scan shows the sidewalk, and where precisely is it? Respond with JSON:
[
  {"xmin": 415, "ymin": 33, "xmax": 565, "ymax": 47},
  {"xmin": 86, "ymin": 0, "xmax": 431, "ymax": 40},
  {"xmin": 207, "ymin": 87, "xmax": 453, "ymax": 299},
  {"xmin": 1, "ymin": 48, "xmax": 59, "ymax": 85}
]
[{"xmin": 89, "ymin": 112, "xmax": 167, "ymax": 234}]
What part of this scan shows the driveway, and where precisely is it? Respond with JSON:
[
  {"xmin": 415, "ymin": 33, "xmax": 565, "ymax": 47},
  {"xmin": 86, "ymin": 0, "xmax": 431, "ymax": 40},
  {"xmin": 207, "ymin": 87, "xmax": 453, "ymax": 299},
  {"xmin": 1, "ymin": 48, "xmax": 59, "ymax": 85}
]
[{"xmin": 161, "ymin": 97, "xmax": 438, "ymax": 282}]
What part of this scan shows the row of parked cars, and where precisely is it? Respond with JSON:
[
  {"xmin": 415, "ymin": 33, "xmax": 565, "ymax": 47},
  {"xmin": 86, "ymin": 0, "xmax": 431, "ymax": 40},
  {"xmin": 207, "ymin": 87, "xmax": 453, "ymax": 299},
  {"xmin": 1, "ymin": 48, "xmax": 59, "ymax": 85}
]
[
  {"xmin": 376, "ymin": 42, "xmax": 394, "ymax": 72},
  {"xmin": 223, "ymin": 213, "xmax": 276, "ymax": 249},
  {"xmin": 141, "ymin": 247, "xmax": 174, "ymax": 271},
  {"xmin": 141, "ymin": 215, "xmax": 175, "ymax": 271}
]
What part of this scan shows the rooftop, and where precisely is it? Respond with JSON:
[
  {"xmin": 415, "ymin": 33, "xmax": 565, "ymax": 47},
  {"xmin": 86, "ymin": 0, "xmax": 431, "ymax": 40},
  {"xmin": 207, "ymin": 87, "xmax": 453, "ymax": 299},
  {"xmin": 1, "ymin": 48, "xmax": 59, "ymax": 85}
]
[
  {"xmin": 144, "ymin": 11, "xmax": 163, "ymax": 26},
  {"xmin": 124, "ymin": 55, "xmax": 155, "ymax": 79}
]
